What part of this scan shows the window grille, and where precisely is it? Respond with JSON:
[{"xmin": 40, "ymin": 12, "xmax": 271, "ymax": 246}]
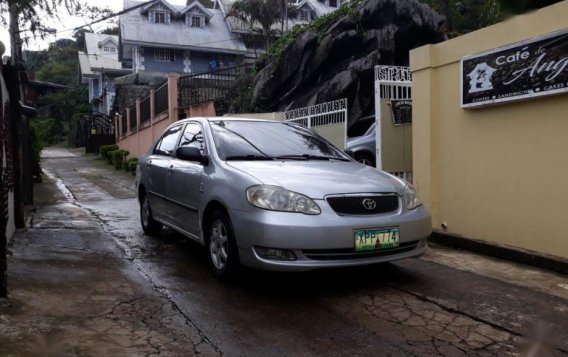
[
  {"xmin": 191, "ymin": 16, "xmax": 202, "ymax": 27},
  {"xmin": 299, "ymin": 10, "xmax": 310, "ymax": 21},
  {"xmin": 103, "ymin": 45, "xmax": 116, "ymax": 52},
  {"xmin": 155, "ymin": 48, "xmax": 174, "ymax": 62}
]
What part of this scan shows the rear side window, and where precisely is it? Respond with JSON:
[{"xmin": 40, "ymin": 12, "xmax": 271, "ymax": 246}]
[{"xmin": 154, "ymin": 125, "xmax": 182, "ymax": 156}]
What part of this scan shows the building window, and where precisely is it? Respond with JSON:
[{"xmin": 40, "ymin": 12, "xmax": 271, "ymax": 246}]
[
  {"xmin": 155, "ymin": 11, "xmax": 167, "ymax": 23},
  {"xmin": 192, "ymin": 16, "xmax": 202, "ymax": 27},
  {"xmin": 155, "ymin": 48, "xmax": 174, "ymax": 62},
  {"xmin": 329, "ymin": 0, "xmax": 337, "ymax": 7},
  {"xmin": 103, "ymin": 45, "xmax": 116, "ymax": 52},
  {"xmin": 299, "ymin": 10, "xmax": 310, "ymax": 21}
]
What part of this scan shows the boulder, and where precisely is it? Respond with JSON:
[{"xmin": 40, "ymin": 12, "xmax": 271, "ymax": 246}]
[{"xmin": 250, "ymin": 0, "xmax": 445, "ymax": 122}]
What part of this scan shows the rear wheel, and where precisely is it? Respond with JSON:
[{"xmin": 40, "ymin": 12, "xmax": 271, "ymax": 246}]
[
  {"xmin": 140, "ymin": 191, "xmax": 163, "ymax": 236},
  {"xmin": 206, "ymin": 210, "xmax": 240, "ymax": 280},
  {"xmin": 355, "ymin": 152, "xmax": 375, "ymax": 167}
]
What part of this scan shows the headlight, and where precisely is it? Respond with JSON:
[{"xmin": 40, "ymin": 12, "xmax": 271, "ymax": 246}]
[
  {"xmin": 246, "ymin": 185, "xmax": 321, "ymax": 215},
  {"xmin": 404, "ymin": 183, "xmax": 422, "ymax": 210}
]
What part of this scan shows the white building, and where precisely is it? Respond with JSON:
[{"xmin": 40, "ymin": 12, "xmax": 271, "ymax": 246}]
[{"xmin": 78, "ymin": 33, "xmax": 132, "ymax": 115}]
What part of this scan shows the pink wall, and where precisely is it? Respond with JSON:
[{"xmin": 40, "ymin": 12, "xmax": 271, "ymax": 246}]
[{"xmin": 116, "ymin": 74, "xmax": 217, "ymax": 159}]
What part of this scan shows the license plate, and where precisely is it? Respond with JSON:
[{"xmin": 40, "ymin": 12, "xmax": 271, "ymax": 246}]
[{"xmin": 354, "ymin": 227, "xmax": 400, "ymax": 251}]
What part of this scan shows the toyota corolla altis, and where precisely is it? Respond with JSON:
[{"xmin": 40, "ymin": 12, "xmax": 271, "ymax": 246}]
[{"xmin": 136, "ymin": 118, "xmax": 431, "ymax": 279}]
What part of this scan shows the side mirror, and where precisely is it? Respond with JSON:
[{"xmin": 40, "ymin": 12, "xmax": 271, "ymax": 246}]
[
  {"xmin": 176, "ymin": 146, "xmax": 208, "ymax": 165},
  {"xmin": 345, "ymin": 149, "xmax": 355, "ymax": 159}
]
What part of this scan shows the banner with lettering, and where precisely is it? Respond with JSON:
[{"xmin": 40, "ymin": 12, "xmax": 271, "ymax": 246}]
[{"xmin": 461, "ymin": 29, "xmax": 568, "ymax": 108}]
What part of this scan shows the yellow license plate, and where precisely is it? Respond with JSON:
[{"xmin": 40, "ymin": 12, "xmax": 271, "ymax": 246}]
[{"xmin": 354, "ymin": 228, "xmax": 400, "ymax": 251}]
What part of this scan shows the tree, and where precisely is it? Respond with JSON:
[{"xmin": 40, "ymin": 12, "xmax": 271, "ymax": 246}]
[
  {"xmin": 226, "ymin": 0, "xmax": 290, "ymax": 51},
  {"xmin": 420, "ymin": 0, "xmax": 563, "ymax": 36}
]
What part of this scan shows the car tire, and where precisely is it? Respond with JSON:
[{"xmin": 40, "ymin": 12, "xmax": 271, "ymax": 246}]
[
  {"xmin": 206, "ymin": 210, "xmax": 240, "ymax": 280},
  {"xmin": 140, "ymin": 191, "xmax": 163, "ymax": 236},
  {"xmin": 355, "ymin": 152, "xmax": 376, "ymax": 167}
]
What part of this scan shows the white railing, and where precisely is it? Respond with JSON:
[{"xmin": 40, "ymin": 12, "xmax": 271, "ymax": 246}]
[
  {"xmin": 284, "ymin": 98, "xmax": 348, "ymax": 149},
  {"xmin": 375, "ymin": 65, "xmax": 412, "ymax": 82}
]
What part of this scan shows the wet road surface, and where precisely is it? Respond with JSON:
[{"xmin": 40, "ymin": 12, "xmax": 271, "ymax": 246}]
[{"xmin": 36, "ymin": 147, "xmax": 568, "ymax": 356}]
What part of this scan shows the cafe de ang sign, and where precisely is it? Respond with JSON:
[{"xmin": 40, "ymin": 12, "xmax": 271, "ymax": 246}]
[{"xmin": 461, "ymin": 29, "xmax": 568, "ymax": 108}]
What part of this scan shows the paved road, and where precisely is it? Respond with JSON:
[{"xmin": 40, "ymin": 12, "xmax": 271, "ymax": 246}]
[{"xmin": 33, "ymin": 147, "xmax": 568, "ymax": 356}]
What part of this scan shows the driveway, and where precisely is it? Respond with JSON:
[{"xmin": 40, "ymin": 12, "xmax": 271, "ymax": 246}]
[{"xmin": 4, "ymin": 146, "xmax": 568, "ymax": 356}]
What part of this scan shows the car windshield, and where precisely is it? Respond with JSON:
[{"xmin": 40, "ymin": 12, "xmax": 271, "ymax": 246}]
[{"xmin": 209, "ymin": 120, "xmax": 350, "ymax": 161}]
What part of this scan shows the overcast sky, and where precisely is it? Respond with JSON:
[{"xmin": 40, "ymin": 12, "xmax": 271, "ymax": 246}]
[{"xmin": 0, "ymin": 0, "xmax": 189, "ymax": 55}]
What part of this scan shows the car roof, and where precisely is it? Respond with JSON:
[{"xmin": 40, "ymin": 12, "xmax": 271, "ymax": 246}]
[{"xmin": 178, "ymin": 117, "xmax": 281, "ymax": 124}]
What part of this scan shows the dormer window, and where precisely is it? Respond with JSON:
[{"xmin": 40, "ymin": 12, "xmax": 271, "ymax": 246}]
[
  {"xmin": 299, "ymin": 10, "xmax": 311, "ymax": 21},
  {"xmin": 155, "ymin": 11, "xmax": 166, "ymax": 23},
  {"xmin": 103, "ymin": 45, "xmax": 116, "ymax": 53},
  {"xmin": 149, "ymin": 10, "xmax": 170, "ymax": 24},
  {"xmin": 329, "ymin": 0, "xmax": 337, "ymax": 7},
  {"xmin": 186, "ymin": 13, "xmax": 205, "ymax": 28}
]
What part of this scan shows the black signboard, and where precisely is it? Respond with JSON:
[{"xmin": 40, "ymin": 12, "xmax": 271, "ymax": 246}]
[
  {"xmin": 461, "ymin": 29, "xmax": 568, "ymax": 108},
  {"xmin": 390, "ymin": 100, "xmax": 412, "ymax": 125}
]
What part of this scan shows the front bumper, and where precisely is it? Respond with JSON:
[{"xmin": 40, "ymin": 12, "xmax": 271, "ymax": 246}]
[{"xmin": 230, "ymin": 201, "xmax": 431, "ymax": 272}]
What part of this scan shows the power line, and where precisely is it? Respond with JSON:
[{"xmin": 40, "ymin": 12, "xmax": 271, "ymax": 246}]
[{"xmin": 67, "ymin": 0, "xmax": 156, "ymax": 34}]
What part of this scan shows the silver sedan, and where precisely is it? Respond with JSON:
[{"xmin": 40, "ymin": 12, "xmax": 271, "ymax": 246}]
[{"xmin": 136, "ymin": 118, "xmax": 431, "ymax": 279}]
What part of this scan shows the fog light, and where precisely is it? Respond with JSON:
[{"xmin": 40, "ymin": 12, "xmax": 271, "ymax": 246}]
[{"xmin": 255, "ymin": 247, "xmax": 297, "ymax": 261}]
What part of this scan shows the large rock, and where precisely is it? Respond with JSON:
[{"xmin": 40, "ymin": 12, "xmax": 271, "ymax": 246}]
[{"xmin": 251, "ymin": 0, "xmax": 445, "ymax": 122}]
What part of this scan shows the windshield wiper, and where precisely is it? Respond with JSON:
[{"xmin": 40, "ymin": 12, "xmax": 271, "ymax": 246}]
[
  {"xmin": 276, "ymin": 154, "xmax": 350, "ymax": 161},
  {"xmin": 225, "ymin": 155, "xmax": 275, "ymax": 161}
]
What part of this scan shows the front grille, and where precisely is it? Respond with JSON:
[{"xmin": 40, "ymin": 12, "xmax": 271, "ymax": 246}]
[
  {"xmin": 326, "ymin": 194, "xmax": 399, "ymax": 215},
  {"xmin": 303, "ymin": 241, "xmax": 420, "ymax": 261}
]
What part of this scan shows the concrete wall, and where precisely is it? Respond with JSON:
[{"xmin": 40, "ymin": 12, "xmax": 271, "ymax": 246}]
[
  {"xmin": 380, "ymin": 99, "xmax": 412, "ymax": 173},
  {"xmin": 117, "ymin": 74, "xmax": 217, "ymax": 158},
  {"xmin": 313, "ymin": 123, "xmax": 346, "ymax": 149},
  {"xmin": 410, "ymin": 1, "xmax": 568, "ymax": 259}
]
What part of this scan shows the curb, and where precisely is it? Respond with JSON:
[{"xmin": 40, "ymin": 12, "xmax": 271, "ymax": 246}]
[{"xmin": 430, "ymin": 230, "xmax": 568, "ymax": 275}]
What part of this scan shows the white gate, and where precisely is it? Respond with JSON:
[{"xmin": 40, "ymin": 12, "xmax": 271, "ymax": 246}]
[
  {"xmin": 374, "ymin": 65, "xmax": 413, "ymax": 182},
  {"xmin": 284, "ymin": 98, "xmax": 348, "ymax": 149}
]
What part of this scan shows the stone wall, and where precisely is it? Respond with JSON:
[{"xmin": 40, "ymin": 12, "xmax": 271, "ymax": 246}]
[{"xmin": 251, "ymin": 0, "xmax": 445, "ymax": 122}]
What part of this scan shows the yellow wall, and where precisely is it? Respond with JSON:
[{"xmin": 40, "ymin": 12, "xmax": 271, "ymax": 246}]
[
  {"xmin": 380, "ymin": 99, "xmax": 413, "ymax": 173},
  {"xmin": 410, "ymin": 1, "xmax": 568, "ymax": 259}
]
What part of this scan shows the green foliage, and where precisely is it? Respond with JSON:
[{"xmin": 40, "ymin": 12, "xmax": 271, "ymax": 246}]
[
  {"xmin": 109, "ymin": 149, "xmax": 129, "ymax": 170},
  {"xmin": 99, "ymin": 144, "xmax": 118, "ymax": 161},
  {"xmin": 267, "ymin": 0, "xmax": 361, "ymax": 65},
  {"xmin": 30, "ymin": 117, "xmax": 64, "ymax": 147},
  {"xmin": 29, "ymin": 124, "xmax": 42, "ymax": 177},
  {"xmin": 127, "ymin": 158, "xmax": 138, "ymax": 175},
  {"xmin": 418, "ymin": 0, "xmax": 562, "ymax": 36}
]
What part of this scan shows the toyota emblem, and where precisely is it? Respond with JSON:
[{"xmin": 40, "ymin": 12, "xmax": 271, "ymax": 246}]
[{"xmin": 362, "ymin": 198, "xmax": 376, "ymax": 210}]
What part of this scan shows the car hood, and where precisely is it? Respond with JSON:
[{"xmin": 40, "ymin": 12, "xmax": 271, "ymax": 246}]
[{"xmin": 226, "ymin": 161, "xmax": 405, "ymax": 199}]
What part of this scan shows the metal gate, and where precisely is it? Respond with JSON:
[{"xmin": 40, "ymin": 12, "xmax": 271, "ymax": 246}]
[
  {"xmin": 284, "ymin": 98, "xmax": 348, "ymax": 149},
  {"xmin": 76, "ymin": 112, "xmax": 115, "ymax": 153},
  {"xmin": 374, "ymin": 65, "xmax": 413, "ymax": 182}
]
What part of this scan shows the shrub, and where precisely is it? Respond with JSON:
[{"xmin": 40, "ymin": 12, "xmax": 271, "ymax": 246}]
[
  {"xmin": 110, "ymin": 149, "xmax": 129, "ymax": 170},
  {"xmin": 128, "ymin": 158, "xmax": 138, "ymax": 175},
  {"xmin": 100, "ymin": 144, "xmax": 118, "ymax": 161},
  {"xmin": 107, "ymin": 149, "xmax": 118, "ymax": 164}
]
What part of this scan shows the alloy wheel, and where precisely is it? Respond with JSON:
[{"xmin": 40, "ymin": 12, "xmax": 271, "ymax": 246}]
[{"xmin": 209, "ymin": 219, "xmax": 229, "ymax": 270}]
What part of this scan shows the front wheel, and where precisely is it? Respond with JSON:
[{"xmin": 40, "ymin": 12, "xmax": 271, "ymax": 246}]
[
  {"xmin": 206, "ymin": 210, "xmax": 240, "ymax": 280},
  {"xmin": 140, "ymin": 192, "xmax": 163, "ymax": 236}
]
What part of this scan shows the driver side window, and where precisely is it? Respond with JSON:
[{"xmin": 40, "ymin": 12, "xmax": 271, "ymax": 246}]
[{"xmin": 178, "ymin": 122, "xmax": 205, "ymax": 156}]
